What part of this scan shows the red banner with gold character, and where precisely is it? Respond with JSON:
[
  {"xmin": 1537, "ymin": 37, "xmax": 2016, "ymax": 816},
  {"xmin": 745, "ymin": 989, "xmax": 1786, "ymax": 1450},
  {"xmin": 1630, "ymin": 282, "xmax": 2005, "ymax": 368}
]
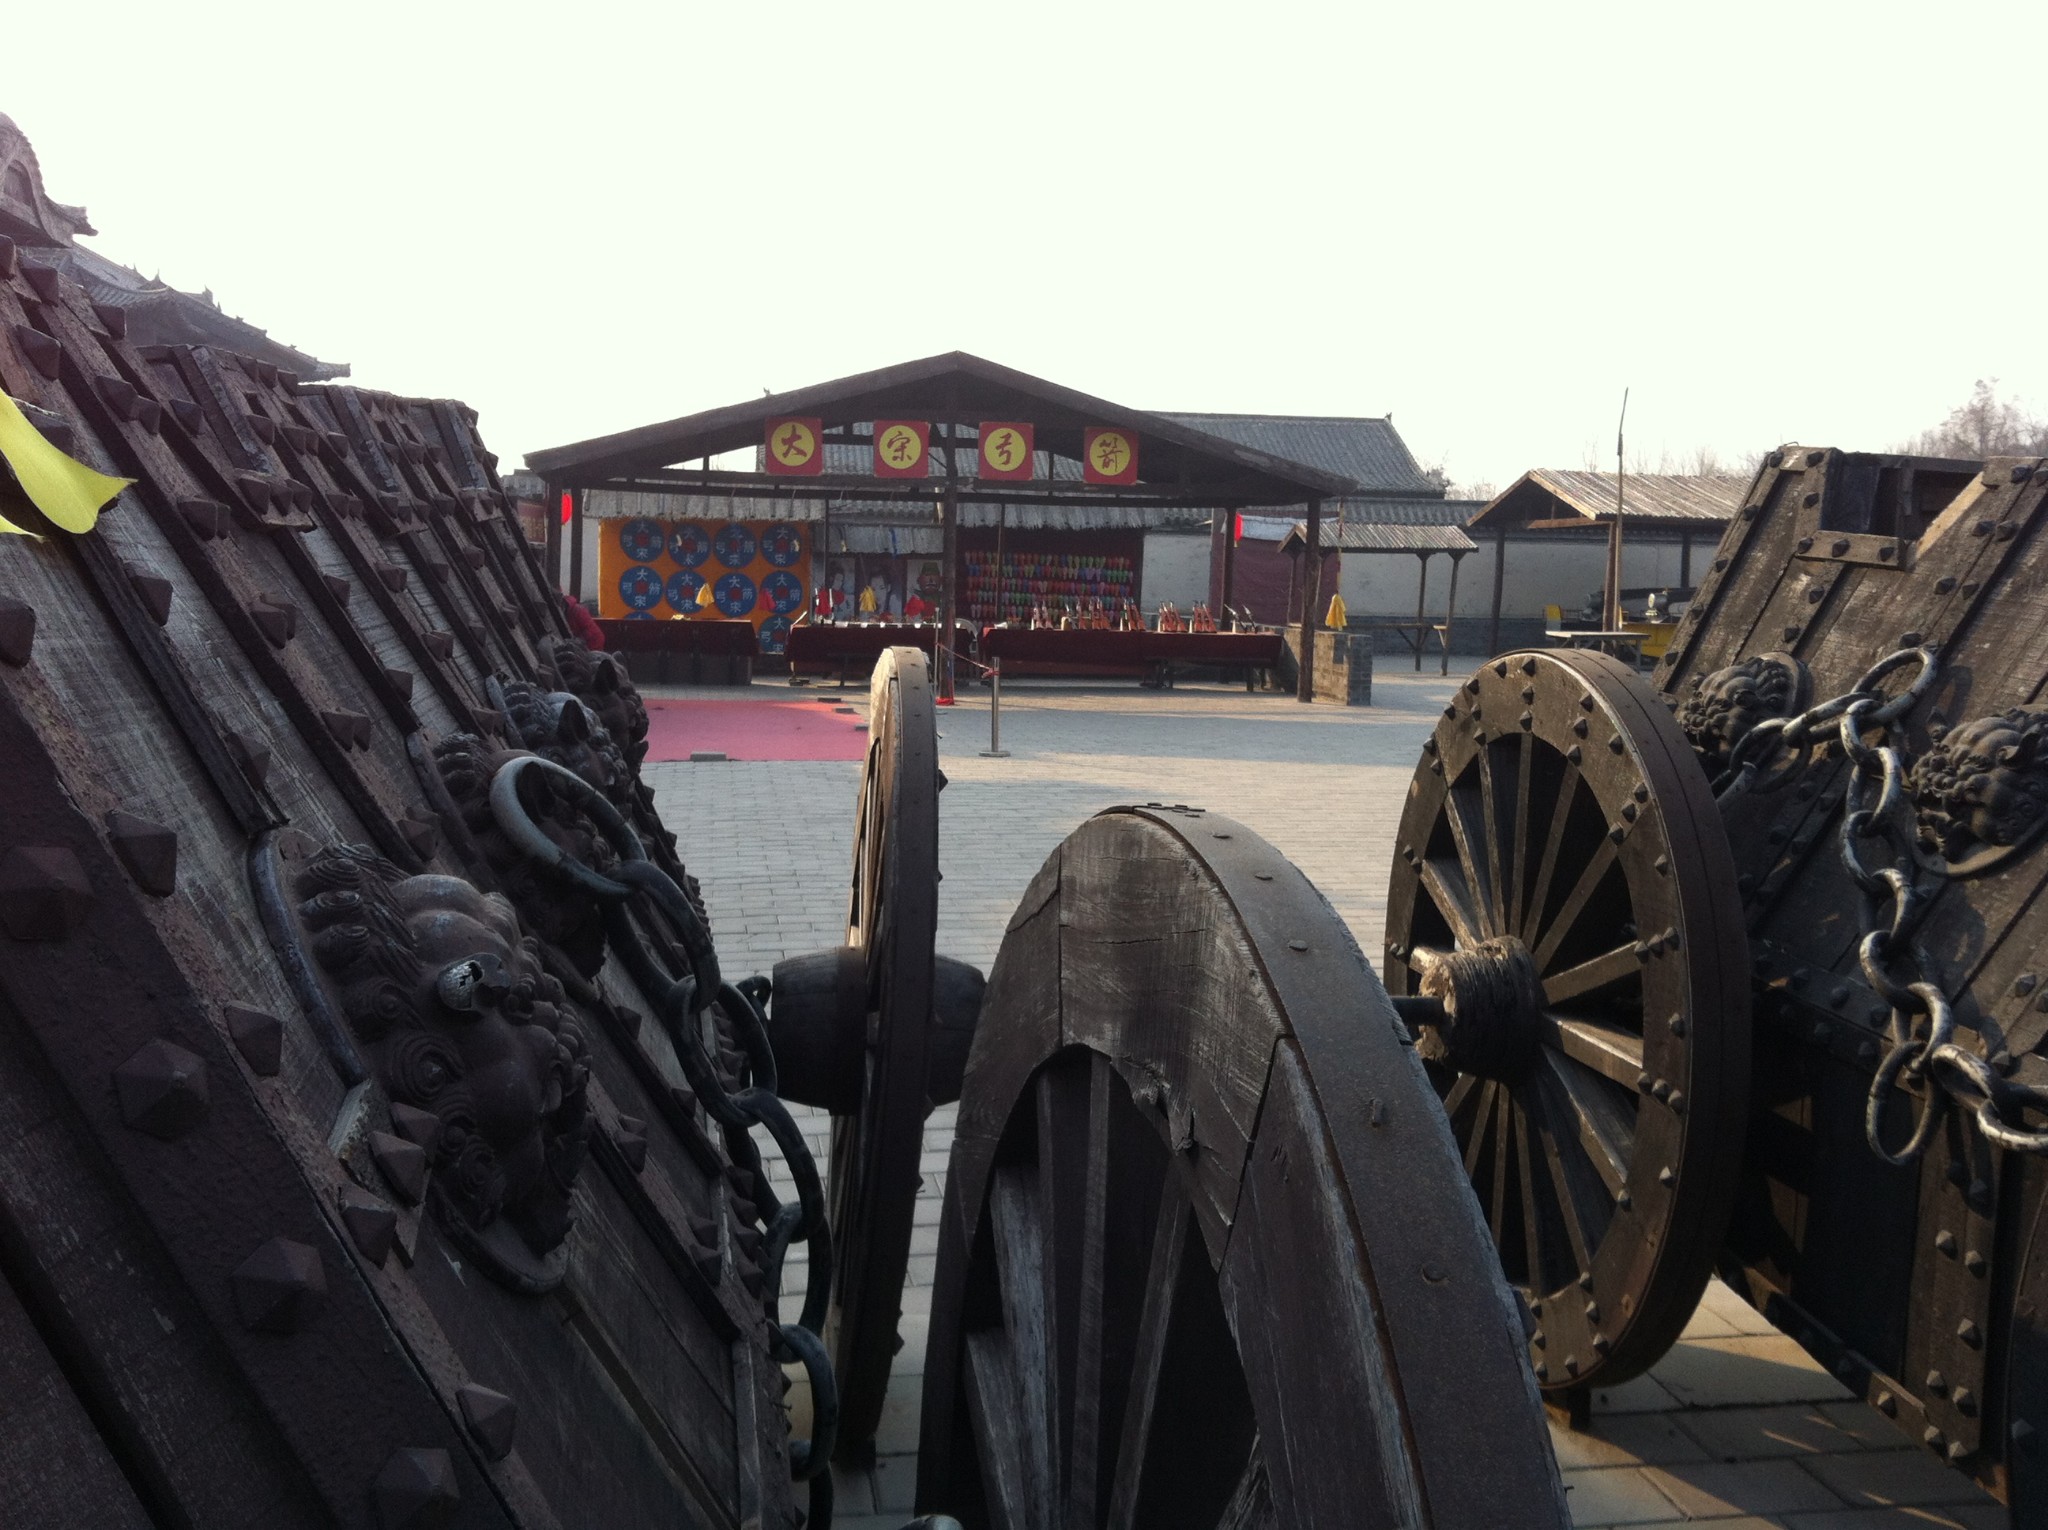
[
  {"xmin": 1082, "ymin": 426, "xmax": 1139, "ymax": 485},
  {"xmin": 977, "ymin": 421, "xmax": 1034, "ymax": 481},
  {"xmin": 765, "ymin": 417, "xmax": 824, "ymax": 476},
  {"xmin": 872, "ymin": 420, "xmax": 930, "ymax": 478}
]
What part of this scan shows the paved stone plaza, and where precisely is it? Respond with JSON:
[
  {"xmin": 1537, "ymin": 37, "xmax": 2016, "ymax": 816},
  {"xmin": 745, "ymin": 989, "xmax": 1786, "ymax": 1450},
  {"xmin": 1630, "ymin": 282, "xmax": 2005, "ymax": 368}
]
[{"xmin": 645, "ymin": 673, "xmax": 2004, "ymax": 1530}]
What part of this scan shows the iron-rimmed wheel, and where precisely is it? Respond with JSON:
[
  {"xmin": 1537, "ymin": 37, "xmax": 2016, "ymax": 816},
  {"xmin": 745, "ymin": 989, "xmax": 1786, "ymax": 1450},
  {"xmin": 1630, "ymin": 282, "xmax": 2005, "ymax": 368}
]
[
  {"xmin": 828, "ymin": 645, "xmax": 940, "ymax": 1457},
  {"xmin": 1385, "ymin": 648, "xmax": 1750, "ymax": 1392},
  {"xmin": 920, "ymin": 806, "xmax": 1566, "ymax": 1528}
]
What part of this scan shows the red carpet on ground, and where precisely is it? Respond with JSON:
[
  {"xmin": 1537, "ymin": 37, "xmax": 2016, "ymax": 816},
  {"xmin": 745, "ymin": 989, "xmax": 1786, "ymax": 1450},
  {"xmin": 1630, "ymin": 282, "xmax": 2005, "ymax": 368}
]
[{"xmin": 642, "ymin": 698, "xmax": 870, "ymax": 762}]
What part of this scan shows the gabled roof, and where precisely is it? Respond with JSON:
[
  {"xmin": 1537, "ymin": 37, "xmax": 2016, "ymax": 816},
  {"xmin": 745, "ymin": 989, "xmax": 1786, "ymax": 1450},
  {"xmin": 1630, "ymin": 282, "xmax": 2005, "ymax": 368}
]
[
  {"xmin": 1269, "ymin": 518, "xmax": 1477, "ymax": 555},
  {"xmin": 1470, "ymin": 469, "xmax": 1748, "ymax": 531},
  {"xmin": 1157, "ymin": 412, "xmax": 1437, "ymax": 496},
  {"xmin": 525, "ymin": 352, "xmax": 1357, "ymax": 504}
]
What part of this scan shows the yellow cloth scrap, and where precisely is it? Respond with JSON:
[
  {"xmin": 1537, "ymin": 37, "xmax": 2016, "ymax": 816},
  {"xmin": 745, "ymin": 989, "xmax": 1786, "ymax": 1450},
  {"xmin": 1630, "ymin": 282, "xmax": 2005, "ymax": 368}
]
[
  {"xmin": 695, "ymin": 579, "xmax": 716, "ymax": 610},
  {"xmin": 1325, "ymin": 591, "xmax": 1348, "ymax": 628},
  {"xmin": 0, "ymin": 390, "xmax": 131, "ymax": 536}
]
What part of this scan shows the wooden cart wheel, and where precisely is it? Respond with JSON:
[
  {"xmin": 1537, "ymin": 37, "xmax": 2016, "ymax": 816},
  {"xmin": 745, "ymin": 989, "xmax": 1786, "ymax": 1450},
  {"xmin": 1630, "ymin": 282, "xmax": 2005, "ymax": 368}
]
[
  {"xmin": 919, "ymin": 806, "xmax": 1566, "ymax": 1528},
  {"xmin": 1384, "ymin": 648, "xmax": 1750, "ymax": 1393},
  {"xmin": 828, "ymin": 645, "xmax": 941, "ymax": 1457}
]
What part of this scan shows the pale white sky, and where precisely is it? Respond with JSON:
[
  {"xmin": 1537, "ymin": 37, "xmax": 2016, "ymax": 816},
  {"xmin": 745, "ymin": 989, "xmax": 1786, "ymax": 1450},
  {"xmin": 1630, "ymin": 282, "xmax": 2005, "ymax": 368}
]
[{"xmin": 9, "ymin": 1, "xmax": 2044, "ymax": 491}]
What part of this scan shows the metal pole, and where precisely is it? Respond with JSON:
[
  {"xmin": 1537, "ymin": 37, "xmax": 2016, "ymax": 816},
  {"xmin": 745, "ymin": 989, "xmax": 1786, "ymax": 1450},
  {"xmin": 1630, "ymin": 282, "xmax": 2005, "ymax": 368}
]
[{"xmin": 981, "ymin": 656, "xmax": 1009, "ymax": 758}]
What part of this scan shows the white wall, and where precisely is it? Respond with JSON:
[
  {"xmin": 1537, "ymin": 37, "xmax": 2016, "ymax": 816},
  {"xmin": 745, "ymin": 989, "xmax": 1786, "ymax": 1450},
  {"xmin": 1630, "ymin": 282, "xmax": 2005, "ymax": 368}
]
[
  {"xmin": 1339, "ymin": 532, "xmax": 1711, "ymax": 621},
  {"xmin": 1141, "ymin": 530, "xmax": 1212, "ymax": 607}
]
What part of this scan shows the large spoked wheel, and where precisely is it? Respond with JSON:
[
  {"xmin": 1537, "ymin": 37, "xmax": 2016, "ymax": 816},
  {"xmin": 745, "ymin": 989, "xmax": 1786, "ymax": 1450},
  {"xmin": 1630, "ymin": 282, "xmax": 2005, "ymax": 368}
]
[
  {"xmin": 1384, "ymin": 648, "xmax": 1749, "ymax": 1393},
  {"xmin": 920, "ymin": 806, "xmax": 1566, "ymax": 1529},
  {"xmin": 829, "ymin": 645, "xmax": 940, "ymax": 1457}
]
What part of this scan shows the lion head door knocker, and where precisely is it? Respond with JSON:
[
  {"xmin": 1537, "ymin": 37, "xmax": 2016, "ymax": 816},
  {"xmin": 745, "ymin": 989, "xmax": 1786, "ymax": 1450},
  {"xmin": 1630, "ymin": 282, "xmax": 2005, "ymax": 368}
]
[
  {"xmin": 1676, "ymin": 651, "xmax": 1812, "ymax": 777},
  {"xmin": 291, "ymin": 842, "xmax": 591, "ymax": 1293},
  {"xmin": 430, "ymin": 710, "xmax": 622, "ymax": 977},
  {"xmin": 1908, "ymin": 707, "xmax": 2048, "ymax": 877}
]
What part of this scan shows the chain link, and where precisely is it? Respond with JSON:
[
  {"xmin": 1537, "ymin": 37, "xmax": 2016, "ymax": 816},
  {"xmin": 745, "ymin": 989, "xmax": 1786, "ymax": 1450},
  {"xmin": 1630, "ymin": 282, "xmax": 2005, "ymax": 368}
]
[
  {"xmin": 488, "ymin": 754, "xmax": 840, "ymax": 1486},
  {"xmin": 1714, "ymin": 647, "xmax": 2048, "ymax": 1161}
]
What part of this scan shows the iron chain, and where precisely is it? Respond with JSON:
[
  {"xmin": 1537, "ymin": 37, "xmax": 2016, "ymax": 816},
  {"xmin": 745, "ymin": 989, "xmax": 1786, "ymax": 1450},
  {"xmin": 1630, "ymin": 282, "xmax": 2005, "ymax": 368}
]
[
  {"xmin": 489, "ymin": 755, "xmax": 840, "ymax": 1484},
  {"xmin": 1714, "ymin": 647, "xmax": 2048, "ymax": 1161}
]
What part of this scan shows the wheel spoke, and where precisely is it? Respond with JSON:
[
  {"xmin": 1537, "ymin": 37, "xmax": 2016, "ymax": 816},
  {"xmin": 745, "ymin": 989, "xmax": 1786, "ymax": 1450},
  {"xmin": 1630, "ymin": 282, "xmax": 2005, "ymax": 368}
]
[
  {"xmin": 1036, "ymin": 1059, "xmax": 1095, "ymax": 1517},
  {"xmin": 1462, "ymin": 1081, "xmax": 1498, "ymax": 1176},
  {"xmin": 1541, "ymin": 944, "xmax": 1642, "ymax": 1008},
  {"xmin": 1442, "ymin": 1071, "xmax": 1480, "ymax": 1124},
  {"xmin": 1524, "ymin": 1083, "xmax": 1605, "ymax": 1279},
  {"xmin": 1488, "ymin": 1085, "xmax": 1513, "ymax": 1248},
  {"xmin": 1441, "ymin": 784, "xmax": 1498, "ymax": 938},
  {"xmin": 1105, "ymin": 1170, "xmax": 1193, "ymax": 1530},
  {"xmin": 1475, "ymin": 743, "xmax": 1510, "ymax": 935},
  {"xmin": 1519, "ymin": 757, "xmax": 1582, "ymax": 946},
  {"xmin": 1509, "ymin": 732, "xmax": 1535, "ymax": 935},
  {"xmin": 988, "ymin": 1166, "xmax": 1057, "ymax": 1526},
  {"xmin": 1060, "ymin": 1056, "xmax": 1110, "ymax": 1525},
  {"xmin": 1539, "ymin": 1013, "xmax": 1646, "ymax": 1090},
  {"xmin": 1514, "ymin": 1098, "xmax": 1546, "ymax": 1291},
  {"xmin": 1530, "ymin": 837, "xmax": 1617, "ymax": 972},
  {"xmin": 966, "ymin": 1327, "xmax": 1038, "ymax": 1530},
  {"xmin": 1214, "ymin": 1444, "xmax": 1276, "ymax": 1530},
  {"xmin": 1537, "ymin": 1049, "xmax": 1634, "ymax": 1199},
  {"xmin": 1418, "ymin": 858, "xmax": 1485, "ymax": 948}
]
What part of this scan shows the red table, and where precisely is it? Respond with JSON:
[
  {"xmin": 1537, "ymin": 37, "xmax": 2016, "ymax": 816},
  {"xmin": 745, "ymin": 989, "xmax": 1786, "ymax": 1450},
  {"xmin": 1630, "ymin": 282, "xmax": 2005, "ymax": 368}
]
[
  {"xmin": 978, "ymin": 628, "xmax": 1282, "ymax": 685},
  {"xmin": 785, "ymin": 622, "xmax": 973, "ymax": 683},
  {"xmin": 594, "ymin": 618, "xmax": 758, "ymax": 685}
]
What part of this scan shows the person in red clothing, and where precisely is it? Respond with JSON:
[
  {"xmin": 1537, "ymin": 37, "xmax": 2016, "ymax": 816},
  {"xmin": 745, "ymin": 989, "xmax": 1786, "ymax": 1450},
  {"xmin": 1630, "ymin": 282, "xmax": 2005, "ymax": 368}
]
[{"xmin": 561, "ymin": 591, "xmax": 604, "ymax": 650}]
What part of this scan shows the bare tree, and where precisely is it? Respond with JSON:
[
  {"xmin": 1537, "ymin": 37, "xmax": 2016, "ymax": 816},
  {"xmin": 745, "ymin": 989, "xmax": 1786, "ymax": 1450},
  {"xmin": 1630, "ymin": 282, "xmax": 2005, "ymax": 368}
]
[{"xmin": 1904, "ymin": 379, "xmax": 2048, "ymax": 459}]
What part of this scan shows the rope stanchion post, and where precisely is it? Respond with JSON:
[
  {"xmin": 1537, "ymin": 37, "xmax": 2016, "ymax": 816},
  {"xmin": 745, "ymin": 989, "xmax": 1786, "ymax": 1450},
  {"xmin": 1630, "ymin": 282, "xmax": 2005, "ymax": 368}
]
[{"xmin": 981, "ymin": 655, "xmax": 1009, "ymax": 758}]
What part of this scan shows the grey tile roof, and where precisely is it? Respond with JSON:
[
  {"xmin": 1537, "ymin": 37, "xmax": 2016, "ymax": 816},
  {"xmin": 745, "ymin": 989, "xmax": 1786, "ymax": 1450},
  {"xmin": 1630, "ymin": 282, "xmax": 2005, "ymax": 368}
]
[
  {"xmin": 1471, "ymin": 470, "xmax": 1748, "ymax": 529},
  {"xmin": 1157, "ymin": 412, "xmax": 1438, "ymax": 495}
]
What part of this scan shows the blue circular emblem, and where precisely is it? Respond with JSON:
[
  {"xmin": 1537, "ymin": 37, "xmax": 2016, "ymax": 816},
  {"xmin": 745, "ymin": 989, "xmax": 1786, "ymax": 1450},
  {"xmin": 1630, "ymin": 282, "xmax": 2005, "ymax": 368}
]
[
  {"xmin": 762, "ymin": 570, "xmax": 805, "ymax": 616},
  {"xmin": 713, "ymin": 572, "xmax": 757, "ymax": 617},
  {"xmin": 668, "ymin": 523, "xmax": 712, "ymax": 568},
  {"xmin": 664, "ymin": 569, "xmax": 705, "ymax": 612},
  {"xmin": 625, "ymin": 610, "xmax": 653, "ymax": 620},
  {"xmin": 618, "ymin": 566, "xmax": 664, "ymax": 610},
  {"xmin": 761, "ymin": 523, "xmax": 804, "ymax": 567},
  {"xmin": 713, "ymin": 523, "xmax": 758, "ymax": 569},
  {"xmin": 758, "ymin": 616, "xmax": 792, "ymax": 654},
  {"xmin": 618, "ymin": 518, "xmax": 665, "ymax": 563}
]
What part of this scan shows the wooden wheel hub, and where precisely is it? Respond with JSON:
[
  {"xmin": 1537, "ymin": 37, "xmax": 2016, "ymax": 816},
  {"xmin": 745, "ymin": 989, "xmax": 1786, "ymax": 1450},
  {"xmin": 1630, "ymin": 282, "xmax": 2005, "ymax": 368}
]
[
  {"xmin": 1412, "ymin": 935, "xmax": 1548, "ymax": 1081},
  {"xmin": 1386, "ymin": 648, "xmax": 1751, "ymax": 1392}
]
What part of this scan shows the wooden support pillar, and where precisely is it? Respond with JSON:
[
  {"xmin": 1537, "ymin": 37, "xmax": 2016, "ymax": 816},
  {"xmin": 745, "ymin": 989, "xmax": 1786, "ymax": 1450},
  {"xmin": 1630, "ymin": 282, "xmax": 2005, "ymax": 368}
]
[
  {"xmin": 1297, "ymin": 497, "xmax": 1323, "ymax": 703},
  {"xmin": 938, "ymin": 479, "xmax": 958, "ymax": 702},
  {"xmin": 1413, "ymin": 552, "xmax": 1432, "ymax": 671},
  {"xmin": 819, "ymin": 491, "xmax": 832, "ymax": 619},
  {"xmin": 994, "ymin": 500, "xmax": 1007, "ymax": 627},
  {"xmin": 1221, "ymin": 507, "xmax": 1238, "ymax": 624},
  {"xmin": 567, "ymin": 487, "xmax": 585, "ymax": 605},
  {"xmin": 1680, "ymin": 529, "xmax": 1693, "ymax": 590},
  {"xmin": 542, "ymin": 479, "xmax": 562, "ymax": 592},
  {"xmin": 1488, "ymin": 526, "xmax": 1507, "ymax": 654},
  {"xmin": 1442, "ymin": 550, "xmax": 1465, "ymax": 675}
]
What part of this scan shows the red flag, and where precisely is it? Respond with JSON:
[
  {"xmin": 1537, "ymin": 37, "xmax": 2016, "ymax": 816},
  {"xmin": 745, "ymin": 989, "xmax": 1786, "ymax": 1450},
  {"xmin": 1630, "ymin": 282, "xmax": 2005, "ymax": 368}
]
[{"xmin": 977, "ymin": 422, "xmax": 1034, "ymax": 482}]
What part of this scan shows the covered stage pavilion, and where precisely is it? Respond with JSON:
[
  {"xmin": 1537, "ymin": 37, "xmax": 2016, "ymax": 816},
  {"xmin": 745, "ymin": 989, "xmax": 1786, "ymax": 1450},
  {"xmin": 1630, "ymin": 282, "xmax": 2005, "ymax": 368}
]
[{"xmin": 525, "ymin": 352, "xmax": 1356, "ymax": 700}]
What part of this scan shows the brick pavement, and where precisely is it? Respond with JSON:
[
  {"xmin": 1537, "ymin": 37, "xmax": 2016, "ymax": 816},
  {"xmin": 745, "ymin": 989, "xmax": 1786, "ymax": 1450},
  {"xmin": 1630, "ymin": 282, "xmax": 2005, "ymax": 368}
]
[{"xmin": 644, "ymin": 673, "xmax": 2004, "ymax": 1530}]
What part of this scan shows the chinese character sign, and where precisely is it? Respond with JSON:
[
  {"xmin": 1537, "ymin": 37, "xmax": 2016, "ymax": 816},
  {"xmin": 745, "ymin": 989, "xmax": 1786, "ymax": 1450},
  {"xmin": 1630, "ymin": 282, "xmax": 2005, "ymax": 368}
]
[
  {"xmin": 977, "ymin": 421, "xmax": 1034, "ymax": 481},
  {"xmin": 765, "ymin": 417, "xmax": 824, "ymax": 476},
  {"xmin": 1083, "ymin": 427, "xmax": 1139, "ymax": 485},
  {"xmin": 872, "ymin": 420, "xmax": 930, "ymax": 478}
]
